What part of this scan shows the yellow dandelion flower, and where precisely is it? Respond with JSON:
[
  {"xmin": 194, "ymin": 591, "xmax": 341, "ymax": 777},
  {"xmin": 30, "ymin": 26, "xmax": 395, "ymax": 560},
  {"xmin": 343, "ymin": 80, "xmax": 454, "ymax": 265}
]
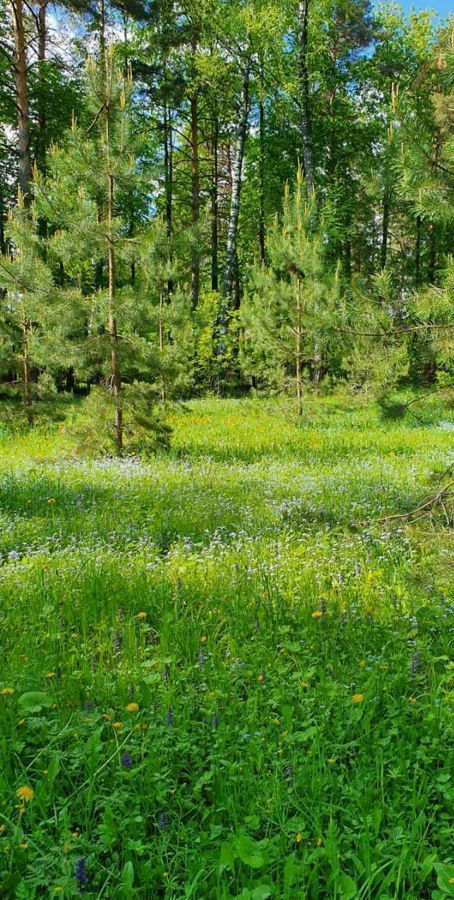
[
  {"xmin": 16, "ymin": 786, "xmax": 34, "ymax": 803},
  {"xmin": 327, "ymin": 758, "xmax": 335, "ymax": 764},
  {"xmin": 200, "ymin": 635, "xmax": 207, "ymax": 643},
  {"xmin": 257, "ymin": 673, "xmax": 264, "ymax": 682},
  {"xmin": 352, "ymin": 693, "xmax": 364, "ymax": 704},
  {"xmin": 125, "ymin": 702, "xmax": 139, "ymax": 712},
  {"xmin": 295, "ymin": 833, "xmax": 303, "ymax": 843},
  {"xmin": 112, "ymin": 721, "xmax": 123, "ymax": 729},
  {"xmin": 1, "ymin": 687, "xmax": 14, "ymax": 695},
  {"xmin": 136, "ymin": 611, "xmax": 147, "ymax": 619},
  {"xmin": 311, "ymin": 610, "xmax": 323, "ymax": 619},
  {"xmin": 47, "ymin": 498, "xmax": 56, "ymax": 504},
  {"xmin": 408, "ymin": 697, "xmax": 417, "ymax": 704}
]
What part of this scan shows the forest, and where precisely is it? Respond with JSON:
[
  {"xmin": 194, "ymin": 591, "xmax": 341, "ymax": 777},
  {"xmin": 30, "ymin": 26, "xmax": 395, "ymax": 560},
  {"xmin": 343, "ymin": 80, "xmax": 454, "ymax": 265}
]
[
  {"xmin": 0, "ymin": 0, "xmax": 452, "ymax": 439},
  {"xmin": 0, "ymin": 0, "xmax": 453, "ymax": 897}
]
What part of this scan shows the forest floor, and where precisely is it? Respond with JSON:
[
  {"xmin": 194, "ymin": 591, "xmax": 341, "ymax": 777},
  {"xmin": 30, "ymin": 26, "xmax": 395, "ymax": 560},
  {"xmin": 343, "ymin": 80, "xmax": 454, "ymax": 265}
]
[{"xmin": 0, "ymin": 394, "xmax": 453, "ymax": 898}]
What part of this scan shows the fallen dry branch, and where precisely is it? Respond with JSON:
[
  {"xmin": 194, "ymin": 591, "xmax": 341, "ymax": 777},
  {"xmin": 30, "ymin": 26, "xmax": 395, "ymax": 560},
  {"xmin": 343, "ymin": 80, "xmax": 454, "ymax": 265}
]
[{"xmin": 379, "ymin": 479, "xmax": 454, "ymax": 526}]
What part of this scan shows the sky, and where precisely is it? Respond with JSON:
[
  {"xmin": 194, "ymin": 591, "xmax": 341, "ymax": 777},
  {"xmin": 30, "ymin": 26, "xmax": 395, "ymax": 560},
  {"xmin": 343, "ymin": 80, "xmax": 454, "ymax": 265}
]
[{"xmin": 380, "ymin": 0, "xmax": 452, "ymax": 16}]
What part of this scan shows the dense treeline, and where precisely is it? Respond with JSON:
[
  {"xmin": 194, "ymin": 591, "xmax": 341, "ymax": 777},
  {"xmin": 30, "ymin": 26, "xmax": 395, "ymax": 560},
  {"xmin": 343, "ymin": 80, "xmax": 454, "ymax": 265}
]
[{"xmin": 0, "ymin": 0, "xmax": 452, "ymax": 450}]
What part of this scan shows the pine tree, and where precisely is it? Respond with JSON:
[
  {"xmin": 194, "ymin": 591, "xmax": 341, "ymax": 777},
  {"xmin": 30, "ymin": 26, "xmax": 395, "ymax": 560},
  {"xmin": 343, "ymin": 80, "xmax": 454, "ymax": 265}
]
[
  {"xmin": 242, "ymin": 170, "xmax": 339, "ymax": 415},
  {"xmin": 35, "ymin": 49, "xmax": 169, "ymax": 453},
  {"xmin": 0, "ymin": 194, "xmax": 53, "ymax": 422}
]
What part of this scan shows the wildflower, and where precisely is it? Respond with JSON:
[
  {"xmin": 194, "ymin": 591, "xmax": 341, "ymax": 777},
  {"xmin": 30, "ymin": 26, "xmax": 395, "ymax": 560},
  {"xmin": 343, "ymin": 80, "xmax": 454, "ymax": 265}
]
[
  {"xmin": 47, "ymin": 498, "xmax": 56, "ymax": 504},
  {"xmin": 136, "ymin": 611, "xmax": 146, "ymax": 619},
  {"xmin": 121, "ymin": 752, "xmax": 132, "ymax": 770},
  {"xmin": 165, "ymin": 706, "xmax": 174, "ymax": 726},
  {"xmin": 74, "ymin": 858, "xmax": 88, "ymax": 886},
  {"xmin": 200, "ymin": 635, "xmax": 207, "ymax": 643},
  {"xmin": 352, "ymin": 693, "xmax": 364, "ymax": 704},
  {"xmin": 257, "ymin": 672, "xmax": 265, "ymax": 682},
  {"xmin": 408, "ymin": 697, "xmax": 417, "ymax": 704},
  {"xmin": 16, "ymin": 786, "xmax": 34, "ymax": 803},
  {"xmin": 125, "ymin": 702, "xmax": 139, "ymax": 712},
  {"xmin": 158, "ymin": 811, "xmax": 169, "ymax": 831},
  {"xmin": 112, "ymin": 721, "xmax": 123, "ymax": 729},
  {"xmin": 295, "ymin": 833, "xmax": 303, "ymax": 843},
  {"xmin": 1, "ymin": 687, "xmax": 14, "ymax": 695},
  {"xmin": 312, "ymin": 611, "xmax": 323, "ymax": 619},
  {"xmin": 327, "ymin": 758, "xmax": 335, "ymax": 764}
]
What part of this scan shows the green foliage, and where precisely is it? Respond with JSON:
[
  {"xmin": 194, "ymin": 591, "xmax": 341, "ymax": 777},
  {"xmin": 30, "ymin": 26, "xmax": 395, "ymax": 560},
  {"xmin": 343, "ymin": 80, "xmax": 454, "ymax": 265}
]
[
  {"xmin": 242, "ymin": 172, "xmax": 340, "ymax": 402},
  {"xmin": 72, "ymin": 383, "xmax": 171, "ymax": 455}
]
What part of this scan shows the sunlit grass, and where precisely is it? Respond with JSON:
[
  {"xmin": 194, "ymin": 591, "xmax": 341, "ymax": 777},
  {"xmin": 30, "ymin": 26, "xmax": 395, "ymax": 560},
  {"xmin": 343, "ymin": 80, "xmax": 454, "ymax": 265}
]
[{"xmin": 0, "ymin": 396, "xmax": 452, "ymax": 897}]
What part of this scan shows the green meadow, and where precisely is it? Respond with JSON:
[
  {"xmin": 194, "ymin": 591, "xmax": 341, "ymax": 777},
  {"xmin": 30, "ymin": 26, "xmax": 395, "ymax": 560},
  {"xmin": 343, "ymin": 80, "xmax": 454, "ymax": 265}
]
[{"xmin": 0, "ymin": 396, "xmax": 453, "ymax": 898}]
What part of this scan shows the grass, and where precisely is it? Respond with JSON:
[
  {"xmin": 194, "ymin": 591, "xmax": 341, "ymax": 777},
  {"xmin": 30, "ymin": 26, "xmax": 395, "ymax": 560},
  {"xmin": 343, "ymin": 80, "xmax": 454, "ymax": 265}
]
[{"xmin": 0, "ymin": 394, "xmax": 453, "ymax": 898}]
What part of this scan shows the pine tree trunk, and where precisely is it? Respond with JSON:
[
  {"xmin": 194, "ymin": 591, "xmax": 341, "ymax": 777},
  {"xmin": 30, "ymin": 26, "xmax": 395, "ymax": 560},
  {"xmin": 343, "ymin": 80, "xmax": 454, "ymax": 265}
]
[
  {"xmin": 37, "ymin": 0, "xmax": 48, "ymax": 238},
  {"xmin": 258, "ymin": 86, "xmax": 266, "ymax": 265},
  {"xmin": 12, "ymin": 0, "xmax": 32, "ymax": 200},
  {"xmin": 223, "ymin": 67, "xmax": 250, "ymax": 303},
  {"xmin": 99, "ymin": 0, "xmax": 106, "ymax": 58},
  {"xmin": 428, "ymin": 225, "xmax": 437, "ymax": 284},
  {"xmin": 381, "ymin": 186, "xmax": 390, "ymax": 269},
  {"xmin": 190, "ymin": 89, "xmax": 200, "ymax": 309},
  {"xmin": 296, "ymin": 277, "xmax": 303, "ymax": 416},
  {"xmin": 0, "ymin": 189, "xmax": 6, "ymax": 254},
  {"xmin": 211, "ymin": 108, "xmax": 219, "ymax": 291},
  {"xmin": 163, "ymin": 101, "xmax": 173, "ymax": 295},
  {"xmin": 415, "ymin": 214, "xmax": 421, "ymax": 285},
  {"xmin": 22, "ymin": 318, "xmax": 32, "ymax": 424},
  {"xmin": 158, "ymin": 289, "xmax": 165, "ymax": 401},
  {"xmin": 297, "ymin": 0, "xmax": 315, "ymax": 197},
  {"xmin": 107, "ymin": 172, "xmax": 122, "ymax": 453}
]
